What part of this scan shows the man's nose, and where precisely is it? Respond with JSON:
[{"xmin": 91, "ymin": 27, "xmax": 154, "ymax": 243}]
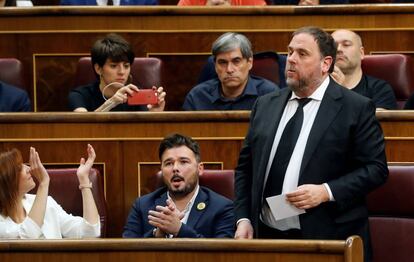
[
  {"xmin": 173, "ymin": 161, "xmax": 180, "ymax": 170},
  {"xmin": 287, "ymin": 53, "xmax": 296, "ymax": 63},
  {"xmin": 226, "ymin": 62, "xmax": 235, "ymax": 73}
]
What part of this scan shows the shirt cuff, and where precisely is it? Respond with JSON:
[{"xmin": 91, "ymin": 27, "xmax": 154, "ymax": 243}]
[
  {"xmin": 323, "ymin": 183, "xmax": 335, "ymax": 201},
  {"xmin": 236, "ymin": 218, "xmax": 251, "ymax": 226}
]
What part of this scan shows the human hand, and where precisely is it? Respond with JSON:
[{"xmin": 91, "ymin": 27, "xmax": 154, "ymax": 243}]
[
  {"xmin": 29, "ymin": 147, "xmax": 49, "ymax": 186},
  {"xmin": 148, "ymin": 203, "xmax": 182, "ymax": 236},
  {"xmin": 298, "ymin": 0, "xmax": 319, "ymax": 5},
  {"xmin": 166, "ymin": 198, "xmax": 185, "ymax": 220},
  {"xmin": 147, "ymin": 86, "xmax": 166, "ymax": 112},
  {"xmin": 331, "ymin": 65, "xmax": 346, "ymax": 86},
  {"xmin": 77, "ymin": 144, "xmax": 96, "ymax": 185},
  {"xmin": 109, "ymin": 84, "xmax": 139, "ymax": 106},
  {"xmin": 234, "ymin": 220, "xmax": 254, "ymax": 239},
  {"xmin": 286, "ymin": 184, "xmax": 329, "ymax": 209}
]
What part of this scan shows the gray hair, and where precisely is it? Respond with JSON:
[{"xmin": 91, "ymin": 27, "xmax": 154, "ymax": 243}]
[{"xmin": 212, "ymin": 32, "xmax": 253, "ymax": 60}]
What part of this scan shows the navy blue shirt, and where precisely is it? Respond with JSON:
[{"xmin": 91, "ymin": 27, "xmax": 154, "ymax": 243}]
[
  {"xmin": 0, "ymin": 81, "xmax": 31, "ymax": 112},
  {"xmin": 183, "ymin": 75, "xmax": 278, "ymax": 111}
]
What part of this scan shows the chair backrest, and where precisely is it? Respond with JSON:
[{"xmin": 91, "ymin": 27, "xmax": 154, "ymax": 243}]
[
  {"xmin": 73, "ymin": 57, "xmax": 162, "ymax": 89},
  {"xmin": 0, "ymin": 58, "xmax": 25, "ymax": 89},
  {"xmin": 250, "ymin": 51, "xmax": 283, "ymax": 88},
  {"xmin": 153, "ymin": 169, "xmax": 234, "ymax": 200},
  {"xmin": 29, "ymin": 168, "xmax": 107, "ymax": 237},
  {"xmin": 367, "ymin": 164, "xmax": 414, "ymax": 262},
  {"xmin": 361, "ymin": 54, "xmax": 414, "ymax": 109}
]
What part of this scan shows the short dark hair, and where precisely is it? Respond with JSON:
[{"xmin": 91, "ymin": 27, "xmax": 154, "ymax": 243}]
[
  {"xmin": 292, "ymin": 26, "xmax": 337, "ymax": 73},
  {"xmin": 91, "ymin": 33, "xmax": 135, "ymax": 69},
  {"xmin": 212, "ymin": 32, "xmax": 253, "ymax": 61},
  {"xmin": 158, "ymin": 134, "xmax": 201, "ymax": 162}
]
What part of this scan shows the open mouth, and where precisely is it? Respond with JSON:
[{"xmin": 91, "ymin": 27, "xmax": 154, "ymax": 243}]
[{"xmin": 171, "ymin": 175, "xmax": 184, "ymax": 187}]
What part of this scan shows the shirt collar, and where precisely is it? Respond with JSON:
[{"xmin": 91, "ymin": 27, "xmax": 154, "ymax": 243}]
[
  {"xmin": 167, "ymin": 184, "xmax": 200, "ymax": 215},
  {"xmin": 290, "ymin": 76, "xmax": 330, "ymax": 101},
  {"xmin": 211, "ymin": 75, "xmax": 256, "ymax": 103}
]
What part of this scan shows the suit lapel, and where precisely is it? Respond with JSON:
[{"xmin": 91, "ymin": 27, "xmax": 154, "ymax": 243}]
[
  {"xmin": 154, "ymin": 190, "xmax": 168, "ymax": 208},
  {"xmin": 186, "ymin": 188, "xmax": 208, "ymax": 228},
  {"xmin": 300, "ymin": 80, "xmax": 343, "ymax": 175},
  {"xmin": 256, "ymin": 89, "xmax": 292, "ymax": 188}
]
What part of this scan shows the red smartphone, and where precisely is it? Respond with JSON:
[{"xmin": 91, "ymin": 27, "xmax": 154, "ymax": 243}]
[{"xmin": 127, "ymin": 89, "xmax": 158, "ymax": 105}]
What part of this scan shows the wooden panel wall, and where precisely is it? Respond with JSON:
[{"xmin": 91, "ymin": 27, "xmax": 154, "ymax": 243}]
[
  {"xmin": 0, "ymin": 111, "xmax": 412, "ymax": 236},
  {"xmin": 1, "ymin": 5, "xmax": 414, "ymax": 111}
]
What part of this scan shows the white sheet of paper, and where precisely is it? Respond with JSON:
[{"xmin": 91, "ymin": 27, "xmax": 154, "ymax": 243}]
[{"xmin": 266, "ymin": 194, "xmax": 305, "ymax": 221}]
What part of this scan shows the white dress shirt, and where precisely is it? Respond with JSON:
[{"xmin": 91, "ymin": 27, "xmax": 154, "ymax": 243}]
[
  {"xmin": 261, "ymin": 76, "xmax": 332, "ymax": 231},
  {"xmin": 164, "ymin": 185, "xmax": 199, "ymax": 237},
  {"xmin": 0, "ymin": 194, "xmax": 100, "ymax": 239}
]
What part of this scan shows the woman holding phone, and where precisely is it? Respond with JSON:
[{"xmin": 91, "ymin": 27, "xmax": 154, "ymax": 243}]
[
  {"xmin": 68, "ymin": 33, "xmax": 166, "ymax": 112},
  {"xmin": 0, "ymin": 145, "xmax": 100, "ymax": 239}
]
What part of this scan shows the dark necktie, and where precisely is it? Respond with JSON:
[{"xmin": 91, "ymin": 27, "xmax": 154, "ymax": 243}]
[
  {"xmin": 107, "ymin": 0, "xmax": 113, "ymax": 5},
  {"xmin": 263, "ymin": 98, "xmax": 311, "ymax": 199}
]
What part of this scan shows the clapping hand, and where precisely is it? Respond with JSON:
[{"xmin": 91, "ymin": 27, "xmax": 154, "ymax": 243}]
[
  {"xmin": 77, "ymin": 144, "xmax": 96, "ymax": 185},
  {"xmin": 29, "ymin": 147, "xmax": 49, "ymax": 186}
]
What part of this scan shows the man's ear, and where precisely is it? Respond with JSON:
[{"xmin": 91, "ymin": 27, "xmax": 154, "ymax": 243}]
[
  {"xmin": 247, "ymin": 57, "xmax": 253, "ymax": 71},
  {"xmin": 322, "ymin": 56, "xmax": 333, "ymax": 74},
  {"xmin": 360, "ymin": 46, "xmax": 365, "ymax": 60},
  {"xmin": 198, "ymin": 162, "xmax": 204, "ymax": 175}
]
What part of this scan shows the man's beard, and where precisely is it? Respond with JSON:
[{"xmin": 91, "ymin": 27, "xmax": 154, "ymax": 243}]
[
  {"xmin": 336, "ymin": 55, "xmax": 357, "ymax": 75},
  {"xmin": 167, "ymin": 173, "xmax": 198, "ymax": 198},
  {"xmin": 287, "ymin": 77, "xmax": 309, "ymax": 94}
]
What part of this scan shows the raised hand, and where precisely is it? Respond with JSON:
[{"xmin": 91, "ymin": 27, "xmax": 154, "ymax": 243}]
[
  {"xmin": 77, "ymin": 144, "xmax": 96, "ymax": 185},
  {"xmin": 29, "ymin": 147, "xmax": 49, "ymax": 186}
]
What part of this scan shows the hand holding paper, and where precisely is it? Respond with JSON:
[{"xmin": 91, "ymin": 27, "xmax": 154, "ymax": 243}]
[{"xmin": 266, "ymin": 194, "xmax": 305, "ymax": 221}]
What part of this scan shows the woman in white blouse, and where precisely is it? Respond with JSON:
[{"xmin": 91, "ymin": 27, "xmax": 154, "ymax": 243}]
[{"xmin": 0, "ymin": 144, "xmax": 100, "ymax": 239}]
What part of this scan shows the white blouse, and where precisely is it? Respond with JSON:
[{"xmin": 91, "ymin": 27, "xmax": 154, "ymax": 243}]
[{"xmin": 0, "ymin": 194, "xmax": 100, "ymax": 239}]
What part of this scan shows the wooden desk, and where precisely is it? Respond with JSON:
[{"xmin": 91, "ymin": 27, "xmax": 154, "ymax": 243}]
[
  {"xmin": 0, "ymin": 237, "xmax": 363, "ymax": 262},
  {"xmin": 0, "ymin": 111, "xmax": 412, "ymax": 236},
  {"xmin": 1, "ymin": 5, "xmax": 414, "ymax": 111}
]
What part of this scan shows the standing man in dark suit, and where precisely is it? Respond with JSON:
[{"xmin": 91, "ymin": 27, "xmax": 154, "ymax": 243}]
[
  {"xmin": 234, "ymin": 27, "xmax": 387, "ymax": 261},
  {"xmin": 123, "ymin": 133, "xmax": 234, "ymax": 238}
]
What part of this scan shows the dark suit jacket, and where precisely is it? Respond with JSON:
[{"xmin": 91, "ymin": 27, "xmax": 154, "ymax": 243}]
[
  {"xmin": 234, "ymin": 78, "xmax": 388, "ymax": 242},
  {"xmin": 0, "ymin": 81, "xmax": 31, "ymax": 112},
  {"xmin": 123, "ymin": 186, "xmax": 234, "ymax": 238}
]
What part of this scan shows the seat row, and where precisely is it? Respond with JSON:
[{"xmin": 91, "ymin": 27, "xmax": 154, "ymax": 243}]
[{"xmin": 1, "ymin": 53, "xmax": 414, "ymax": 110}]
